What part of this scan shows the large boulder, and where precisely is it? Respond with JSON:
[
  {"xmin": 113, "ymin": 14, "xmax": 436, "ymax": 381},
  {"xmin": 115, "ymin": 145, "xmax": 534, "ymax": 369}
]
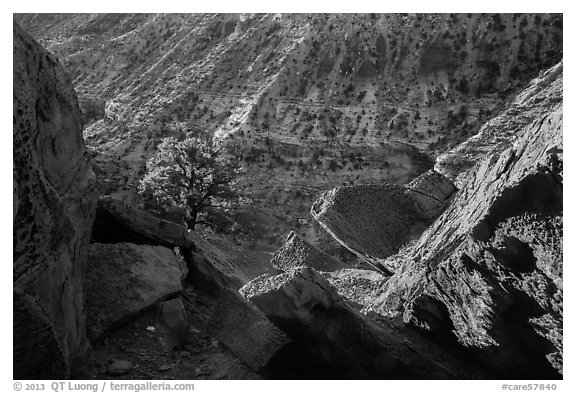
[
  {"xmin": 310, "ymin": 170, "xmax": 455, "ymax": 273},
  {"xmin": 92, "ymin": 197, "xmax": 279, "ymax": 295},
  {"xmin": 271, "ymin": 231, "xmax": 347, "ymax": 272},
  {"xmin": 84, "ymin": 243, "xmax": 187, "ymax": 340},
  {"xmin": 241, "ymin": 267, "xmax": 468, "ymax": 379},
  {"xmin": 207, "ymin": 289, "xmax": 291, "ymax": 372},
  {"xmin": 13, "ymin": 22, "xmax": 97, "ymax": 378},
  {"xmin": 368, "ymin": 63, "xmax": 563, "ymax": 378},
  {"xmin": 184, "ymin": 233, "xmax": 280, "ymax": 295}
]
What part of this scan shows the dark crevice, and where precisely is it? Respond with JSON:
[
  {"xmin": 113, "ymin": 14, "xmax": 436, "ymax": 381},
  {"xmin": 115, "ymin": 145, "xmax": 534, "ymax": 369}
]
[{"xmin": 472, "ymin": 172, "xmax": 562, "ymax": 242}]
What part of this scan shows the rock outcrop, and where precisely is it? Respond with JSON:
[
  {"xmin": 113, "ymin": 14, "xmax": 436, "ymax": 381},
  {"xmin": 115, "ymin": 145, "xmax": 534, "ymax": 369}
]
[
  {"xmin": 310, "ymin": 170, "xmax": 455, "ymax": 273},
  {"xmin": 241, "ymin": 267, "xmax": 473, "ymax": 379},
  {"xmin": 92, "ymin": 196, "xmax": 279, "ymax": 296},
  {"xmin": 13, "ymin": 22, "xmax": 97, "ymax": 378},
  {"xmin": 271, "ymin": 231, "xmax": 347, "ymax": 272},
  {"xmin": 84, "ymin": 243, "xmax": 187, "ymax": 341},
  {"xmin": 436, "ymin": 62, "xmax": 564, "ymax": 187},
  {"xmin": 321, "ymin": 268, "xmax": 384, "ymax": 310},
  {"xmin": 241, "ymin": 62, "xmax": 562, "ymax": 379},
  {"xmin": 367, "ymin": 63, "xmax": 563, "ymax": 378},
  {"xmin": 185, "ymin": 233, "xmax": 280, "ymax": 295}
]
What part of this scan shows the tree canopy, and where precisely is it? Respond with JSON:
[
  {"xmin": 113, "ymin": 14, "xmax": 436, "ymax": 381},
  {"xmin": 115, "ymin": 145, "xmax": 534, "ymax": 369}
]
[{"xmin": 139, "ymin": 135, "xmax": 245, "ymax": 230}]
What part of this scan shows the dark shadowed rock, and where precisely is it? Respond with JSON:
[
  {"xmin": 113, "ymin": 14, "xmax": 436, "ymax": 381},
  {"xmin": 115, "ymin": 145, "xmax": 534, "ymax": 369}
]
[
  {"xmin": 271, "ymin": 231, "xmax": 347, "ymax": 272},
  {"xmin": 13, "ymin": 290, "xmax": 67, "ymax": 379},
  {"xmin": 207, "ymin": 289, "xmax": 291, "ymax": 372},
  {"xmin": 310, "ymin": 170, "xmax": 455, "ymax": 273},
  {"xmin": 92, "ymin": 196, "xmax": 189, "ymax": 248},
  {"xmin": 241, "ymin": 267, "xmax": 468, "ymax": 379},
  {"xmin": 107, "ymin": 359, "xmax": 133, "ymax": 376},
  {"xmin": 368, "ymin": 64, "xmax": 563, "ymax": 378},
  {"xmin": 157, "ymin": 297, "xmax": 188, "ymax": 351},
  {"xmin": 13, "ymin": 22, "xmax": 97, "ymax": 378},
  {"xmin": 85, "ymin": 243, "xmax": 187, "ymax": 340}
]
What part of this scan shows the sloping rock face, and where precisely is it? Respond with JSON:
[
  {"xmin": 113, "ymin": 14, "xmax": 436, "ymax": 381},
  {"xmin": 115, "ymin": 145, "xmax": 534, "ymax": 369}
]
[
  {"xmin": 271, "ymin": 231, "xmax": 347, "ymax": 272},
  {"xmin": 207, "ymin": 289, "xmax": 291, "ymax": 372},
  {"xmin": 436, "ymin": 62, "xmax": 563, "ymax": 187},
  {"xmin": 241, "ymin": 267, "xmax": 474, "ymax": 379},
  {"xmin": 310, "ymin": 170, "xmax": 455, "ymax": 272},
  {"xmin": 185, "ymin": 232, "xmax": 280, "ymax": 295},
  {"xmin": 368, "ymin": 64, "xmax": 563, "ymax": 378},
  {"xmin": 13, "ymin": 22, "xmax": 97, "ymax": 378},
  {"xmin": 321, "ymin": 268, "xmax": 384, "ymax": 310},
  {"xmin": 85, "ymin": 243, "xmax": 187, "ymax": 341}
]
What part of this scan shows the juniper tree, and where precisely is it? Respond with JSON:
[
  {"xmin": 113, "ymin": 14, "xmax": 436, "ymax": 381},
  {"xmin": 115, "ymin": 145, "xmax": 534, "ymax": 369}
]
[{"xmin": 139, "ymin": 135, "xmax": 245, "ymax": 230}]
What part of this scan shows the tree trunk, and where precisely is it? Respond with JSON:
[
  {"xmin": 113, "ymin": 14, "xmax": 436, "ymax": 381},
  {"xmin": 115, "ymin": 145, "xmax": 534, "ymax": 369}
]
[{"xmin": 186, "ymin": 210, "xmax": 198, "ymax": 231}]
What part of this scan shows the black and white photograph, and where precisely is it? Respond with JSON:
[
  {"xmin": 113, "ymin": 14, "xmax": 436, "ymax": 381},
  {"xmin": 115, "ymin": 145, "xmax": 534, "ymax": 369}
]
[{"xmin": 11, "ymin": 4, "xmax": 567, "ymax": 385}]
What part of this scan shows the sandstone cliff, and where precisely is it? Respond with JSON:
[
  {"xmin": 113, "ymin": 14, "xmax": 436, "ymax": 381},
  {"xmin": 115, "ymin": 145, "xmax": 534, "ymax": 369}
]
[{"xmin": 13, "ymin": 22, "xmax": 97, "ymax": 378}]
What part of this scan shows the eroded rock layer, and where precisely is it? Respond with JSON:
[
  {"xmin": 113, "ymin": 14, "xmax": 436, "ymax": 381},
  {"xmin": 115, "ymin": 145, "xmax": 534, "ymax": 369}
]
[
  {"xmin": 271, "ymin": 231, "xmax": 347, "ymax": 272},
  {"xmin": 13, "ymin": 22, "xmax": 97, "ymax": 378},
  {"xmin": 368, "ymin": 63, "xmax": 563, "ymax": 378}
]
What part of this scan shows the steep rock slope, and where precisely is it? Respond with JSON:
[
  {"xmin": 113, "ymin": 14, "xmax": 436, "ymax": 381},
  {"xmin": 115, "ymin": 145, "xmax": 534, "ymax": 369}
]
[
  {"xmin": 241, "ymin": 267, "xmax": 484, "ymax": 379},
  {"xmin": 13, "ymin": 22, "xmax": 97, "ymax": 378},
  {"xmin": 366, "ymin": 63, "xmax": 563, "ymax": 377},
  {"xmin": 436, "ymin": 61, "xmax": 563, "ymax": 185},
  {"xmin": 14, "ymin": 13, "xmax": 563, "ymax": 248}
]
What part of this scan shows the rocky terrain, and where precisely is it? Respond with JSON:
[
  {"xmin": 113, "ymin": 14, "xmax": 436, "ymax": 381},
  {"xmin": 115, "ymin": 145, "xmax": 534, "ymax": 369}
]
[
  {"xmin": 242, "ymin": 61, "xmax": 563, "ymax": 379},
  {"xmin": 14, "ymin": 13, "xmax": 563, "ymax": 253},
  {"xmin": 14, "ymin": 14, "xmax": 562, "ymax": 380}
]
